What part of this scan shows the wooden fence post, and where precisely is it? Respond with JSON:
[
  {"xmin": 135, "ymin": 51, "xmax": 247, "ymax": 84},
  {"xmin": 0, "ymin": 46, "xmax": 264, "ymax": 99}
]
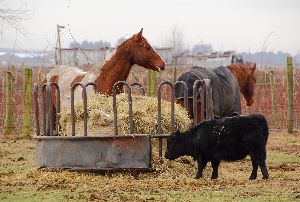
[
  {"xmin": 148, "ymin": 70, "xmax": 157, "ymax": 97},
  {"xmin": 287, "ymin": 56, "xmax": 293, "ymax": 133},
  {"xmin": 22, "ymin": 68, "xmax": 32, "ymax": 138},
  {"xmin": 173, "ymin": 67, "xmax": 177, "ymax": 83},
  {"xmin": 4, "ymin": 72, "xmax": 14, "ymax": 136}
]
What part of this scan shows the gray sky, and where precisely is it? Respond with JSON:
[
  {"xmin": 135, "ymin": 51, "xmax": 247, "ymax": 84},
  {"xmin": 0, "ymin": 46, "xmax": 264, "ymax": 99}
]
[{"xmin": 1, "ymin": 0, "xmax": 300, "ymax": 54}]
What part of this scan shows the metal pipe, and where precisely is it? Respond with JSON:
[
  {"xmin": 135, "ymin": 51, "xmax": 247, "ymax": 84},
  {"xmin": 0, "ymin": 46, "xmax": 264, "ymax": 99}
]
[
  {"xmin": 85, "ymin": 82, "xmax": 98, "ymax": 92},
  {"xmin": 112, "ymin": 81, "xmax": 134, "ymax": 135},
  {"xmin": 34, "ymin": 83, "xmax": 40, "ymax": 136},
  {"xmin": 193, "ymin": 80, "xmax": 204, "ymax": 125},
  {"xmin": 46, "ymin": 84, "xmax": 53, "ymax": 136},
  {"xmin": 130, "ymin": 82, "xmax": 145, "ymax": 95},
  {"xmin": 203, "ymin": 79, "xmax": 213, "ymax": 120},
  {"xmin": 71, "ymin": 82, "xmax": 88, "ymax": 136},
  {"xmin": 157, "ymin": 81, "xmax": 175, "ymax": 158},
  {"xmin": 49, "ymin": 82, "xmax": 60, "ymax": 135},
  {"xmin": 174, "ymin": 81, "xmax": 188, "ymax": 110},
  {"xmin": 41, "ymin": 83, "xmax": 47, "ymax": 136}
]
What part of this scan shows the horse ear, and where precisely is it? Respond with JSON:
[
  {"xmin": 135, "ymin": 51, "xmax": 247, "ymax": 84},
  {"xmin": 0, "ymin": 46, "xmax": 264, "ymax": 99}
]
[
  {"xmin": 136, "ymin": 28, "xmax": 143, "ymax": 41},
  {"xmin": 250, "ymin": 63, "xmax": 256, "ymax": 71}
]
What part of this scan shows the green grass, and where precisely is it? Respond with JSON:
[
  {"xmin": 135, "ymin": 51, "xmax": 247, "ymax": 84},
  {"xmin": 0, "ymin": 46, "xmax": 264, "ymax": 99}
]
[
  {"xmin": 267, "ymin": 151, "xmax": 300, "ymax": 164},
  {"xmin": 0, "ymin": 189, "xmax": 67, "ymax": 202},
  {"xmin": 135, "ymin": 189, "xmax": 295, "ymax": 202}
]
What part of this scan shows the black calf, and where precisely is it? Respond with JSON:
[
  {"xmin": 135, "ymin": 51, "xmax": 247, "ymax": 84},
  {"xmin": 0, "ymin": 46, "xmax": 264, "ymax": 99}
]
[{"xmin": 165, "ymin": 114, "xmax": 269, "ymax": 180}]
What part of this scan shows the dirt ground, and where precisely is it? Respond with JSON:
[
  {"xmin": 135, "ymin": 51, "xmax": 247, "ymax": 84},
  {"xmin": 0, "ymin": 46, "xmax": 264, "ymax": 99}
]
[{"xmin": 0, "ymin": 130, "xmax": 299, "ymax": 201}]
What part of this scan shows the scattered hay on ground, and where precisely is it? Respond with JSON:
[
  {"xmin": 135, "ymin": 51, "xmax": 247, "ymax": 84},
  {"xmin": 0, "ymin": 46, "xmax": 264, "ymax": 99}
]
[{"xmin": 60, "ymin": 93, "xmax": 192, "ymax": 135}]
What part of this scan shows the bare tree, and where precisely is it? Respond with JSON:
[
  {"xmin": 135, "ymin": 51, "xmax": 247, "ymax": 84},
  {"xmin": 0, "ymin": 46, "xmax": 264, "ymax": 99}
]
[
  {"xmin": 160, "ymin": 24, "xmax": 188, "ymax": 55},
  {"xmin": 0, "ymin": 0, "xmax": 30, "ymax": 36}
]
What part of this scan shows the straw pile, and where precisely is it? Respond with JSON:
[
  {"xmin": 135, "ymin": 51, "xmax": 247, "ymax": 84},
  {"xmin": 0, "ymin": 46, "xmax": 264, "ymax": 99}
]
[{"xmin": 60, "ymin": 93, "xmax": 192, "ymax": 135}]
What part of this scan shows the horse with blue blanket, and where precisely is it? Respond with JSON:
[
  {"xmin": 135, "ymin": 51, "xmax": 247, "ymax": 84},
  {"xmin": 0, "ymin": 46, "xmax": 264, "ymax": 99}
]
[{"xmin": 175, "ymin": 62, "xmax": 256, "ymax": 122}]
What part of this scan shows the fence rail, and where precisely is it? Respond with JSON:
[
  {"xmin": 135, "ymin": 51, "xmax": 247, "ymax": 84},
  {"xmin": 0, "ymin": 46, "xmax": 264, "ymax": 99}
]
[{"xmin": 0, "ymin": 63, "xmax": 299, "ymax": 137}]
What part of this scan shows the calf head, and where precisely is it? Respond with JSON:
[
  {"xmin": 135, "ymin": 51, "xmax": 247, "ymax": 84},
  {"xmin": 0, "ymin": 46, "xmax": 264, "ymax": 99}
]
[{"xmin": 165, "ymin": 131, "xmax": 186, "ymax": 160}]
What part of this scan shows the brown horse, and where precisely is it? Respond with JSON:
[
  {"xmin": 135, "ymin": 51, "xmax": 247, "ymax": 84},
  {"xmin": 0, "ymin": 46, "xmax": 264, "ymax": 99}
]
[
  {"xmin": 175, "ymin": 62, "xmax": 256, "ymax": 122},
  {"xmin": 44, "ymin": 28, "xmax": 165, "ymax": 133}
]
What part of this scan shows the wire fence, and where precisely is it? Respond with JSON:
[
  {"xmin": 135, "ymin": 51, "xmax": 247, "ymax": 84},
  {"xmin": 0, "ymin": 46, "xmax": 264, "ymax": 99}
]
[{"xmin": 0, "ymin": 64, "xmax": 299, "ymax": 137}]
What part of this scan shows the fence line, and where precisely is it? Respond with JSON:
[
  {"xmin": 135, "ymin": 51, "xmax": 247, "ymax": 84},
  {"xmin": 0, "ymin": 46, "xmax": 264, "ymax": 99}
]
[{"xmin": 0, "ymin": 64, "xmax": 299, "ymax": 137}]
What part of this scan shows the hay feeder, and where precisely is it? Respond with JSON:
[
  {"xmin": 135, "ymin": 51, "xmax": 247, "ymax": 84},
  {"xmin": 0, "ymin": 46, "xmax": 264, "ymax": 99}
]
[{"xmin": 34, "ymin": 80, "xmax": 212, "ymax": 172}]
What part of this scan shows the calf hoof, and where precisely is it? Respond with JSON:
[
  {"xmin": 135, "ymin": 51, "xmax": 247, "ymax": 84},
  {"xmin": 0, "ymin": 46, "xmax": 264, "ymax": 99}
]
[
  {"xmin": 249, "ymin": 176, "xmax": 256, "ymax": 180},
  {"xmin": 211, "ymin": 176, "xmax": 218, "ymax": 180},
  {"xmin": 195, "ymin": 174, "xmax": 202, "ymax": 179},
  {"xmin": 262, "ymin": 175, "xmax": 269, "ymax": 180}
]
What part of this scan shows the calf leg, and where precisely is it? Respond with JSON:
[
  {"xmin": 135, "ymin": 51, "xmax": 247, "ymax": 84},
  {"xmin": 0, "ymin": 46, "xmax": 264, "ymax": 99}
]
[
  {"xmin": 211, "ymin": 159, "xmax": 220, "ymax": 179},
  {"xmin": 195, "ymin": 156, "xmax": 208, "ymax": 179},
  {"xmin": 258, "ymin": 149, "xmax": 269, "ymax": 180},
  {"xmin": 249, "ymin": 151, "xmax": 259, "ymax": 180}
]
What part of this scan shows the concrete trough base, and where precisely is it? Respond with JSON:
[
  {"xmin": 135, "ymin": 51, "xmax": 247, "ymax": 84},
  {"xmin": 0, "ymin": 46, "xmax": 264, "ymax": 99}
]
[{"xmin": 35, "ymin": 135, "xmax": 152, "ymax": 171}]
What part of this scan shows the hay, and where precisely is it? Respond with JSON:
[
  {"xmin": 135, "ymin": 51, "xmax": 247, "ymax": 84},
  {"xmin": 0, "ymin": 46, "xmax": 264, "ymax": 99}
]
[{"xmin": 60, "ymin": 93, "xmax": 192, "ymax": 135}]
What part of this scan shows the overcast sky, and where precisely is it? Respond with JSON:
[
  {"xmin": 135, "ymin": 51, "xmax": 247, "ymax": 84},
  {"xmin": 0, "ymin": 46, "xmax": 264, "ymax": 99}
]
[{"xmin": 1, "ymin": 0, "xmax": 300, "ymax": 54}]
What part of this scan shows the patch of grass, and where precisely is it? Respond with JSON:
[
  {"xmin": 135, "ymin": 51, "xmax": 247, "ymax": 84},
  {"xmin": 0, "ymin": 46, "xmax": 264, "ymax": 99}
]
[
  {"xmin": 135, "ymin": 189, "xmax": 296, "ymax": 202},
  {"xmin": 0, "ymin": 189, "xmax": 67, "ymax": 202},
  {"xmin": 267, "ymin": 151, "xmax": 300, "ymax": 164},
  {"xmin": 0, "ymin": 185, "xmax": 96, "ymax": 202}
]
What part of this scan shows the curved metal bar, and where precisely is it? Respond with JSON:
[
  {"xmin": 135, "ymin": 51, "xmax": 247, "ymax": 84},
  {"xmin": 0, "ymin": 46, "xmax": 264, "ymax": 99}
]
[
  {"xmin": 157, "ymin": 81, "xmax": 175, "ymax": 159},
  {"xmin": 203, "ymin": 79, "xmax": 214, "ymax": 120},
  {"xmin": 130, "ymin": 82, "xmax": 145, "ymax": 96},
  {"xmin": 48, "ymin": 82, "xmax": 60, "ymax": 135},
  {"xmin": 34, "ymin": 83, "xmax": 40, "ymax": 136},
  {"xmin": 41, "ymin": 83, "xmax": 47, "ymax": 136},
  {"xmin": 200, "ymin": 84, "xmax": 205, "ymax": 122},
  {"xmin": 46, "ymin": 84, "xmax": 53, "ymax": 136},
  {"xmin": 193, "ymin": 80, "xmax": 205, "ymax": 125},
  {"xmin": 71, "ymin": 82, "xmax": 88, "ymax": 136},
  {"xmin": 157, "ymin": 81, "xmax": 175, "ymax": 134},
  {"xmin": 112, "ymin": 81, "xmax": 134, "ymax": 135},
  {"xmin": 174, "ymin": 81, "xmax": 188, "ymax": 110},
  {"xmin": 85, "ymin": 82, "xmax": 98, "ymax": 92}
]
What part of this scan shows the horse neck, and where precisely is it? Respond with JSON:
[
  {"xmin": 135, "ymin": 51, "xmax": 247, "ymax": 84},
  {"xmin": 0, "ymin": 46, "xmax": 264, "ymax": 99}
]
[
  {"xmin": 95, "ymin": 50, "xmax": 133, "ymax": 95},
  {"xmin": 228, "ymin": 65, "xmax": 248, "ymax": 91}
]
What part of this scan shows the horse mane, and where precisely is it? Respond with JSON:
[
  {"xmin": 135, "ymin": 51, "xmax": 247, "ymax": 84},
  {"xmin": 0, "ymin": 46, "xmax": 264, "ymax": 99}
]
[{"xmin": 99, "ymin": 34, "xmax": 139, "ymax": 73}]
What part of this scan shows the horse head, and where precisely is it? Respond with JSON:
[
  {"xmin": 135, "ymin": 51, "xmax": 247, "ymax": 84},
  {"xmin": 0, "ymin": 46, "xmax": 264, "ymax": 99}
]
[
  {"xmin": 125, "ymin": 28, "xmax": 166, "ymax": 72},
  {"xmin": 228, "ymin": 62, "xmax": 256, "ymax": 106}
]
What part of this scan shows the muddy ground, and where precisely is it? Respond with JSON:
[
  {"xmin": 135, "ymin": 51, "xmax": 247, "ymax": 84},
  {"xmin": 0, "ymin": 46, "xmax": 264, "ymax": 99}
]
[{"xmin": 0, "ymin": 130, "xmax": 299, "ymax": 201}]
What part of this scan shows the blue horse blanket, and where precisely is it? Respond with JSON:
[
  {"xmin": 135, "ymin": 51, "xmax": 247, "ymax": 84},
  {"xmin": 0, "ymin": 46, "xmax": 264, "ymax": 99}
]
[{"xmin": 175, "ymin": 66, "xmax": 241, "ymax": 117}]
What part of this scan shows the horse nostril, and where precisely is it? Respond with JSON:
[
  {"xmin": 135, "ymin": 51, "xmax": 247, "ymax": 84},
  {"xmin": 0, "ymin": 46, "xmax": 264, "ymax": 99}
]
[{"xmin": 247, "ymin": 98, "xmax": 254, "ymax": 106}]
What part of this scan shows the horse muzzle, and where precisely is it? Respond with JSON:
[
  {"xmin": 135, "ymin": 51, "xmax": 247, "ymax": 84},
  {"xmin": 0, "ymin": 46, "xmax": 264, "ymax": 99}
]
[
  {"xmin": 246, "ymin": 98, "xmax": 254, "ymax": 106},
  {"xmin": 156, "ymin": 62, "xmax": 166, "ymax": 72}
]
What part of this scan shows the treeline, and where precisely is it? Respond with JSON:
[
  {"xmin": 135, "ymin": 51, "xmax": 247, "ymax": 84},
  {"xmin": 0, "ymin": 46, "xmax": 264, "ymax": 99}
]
[
  {"xmin": 69, "ymin": 40, "xmax": 111, "ymax": 49},
  {"xmin": 239, "ymin": 51, "xmax": 300, "ymax": 65},
  {"xmin": 69, "ymin": 37, "xmax": 126, "ymax": 49},
  {"xmin": 68, "ymin": 40, "xmax": 300, "ymax": 65}
]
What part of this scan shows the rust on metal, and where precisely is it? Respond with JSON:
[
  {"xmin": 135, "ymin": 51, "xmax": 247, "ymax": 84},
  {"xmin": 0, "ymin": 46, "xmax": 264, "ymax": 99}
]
[
  {"xmin": 203, "ymin": 79, "xmax": 214, "ymax": 120},
  {"xmin": 34, "ymin": 83, "xmax": 40, "ymax": 136},
  {"xmin": 35, "ymin": 135, "xmax": 152, "ymax": 170},
  {"xmin": 156, "ymin": 81, "xmax": 175, "ymax": 158},
  {"xmin": 85, "ymin": 82, "xmax": 98, "ymax": 91},
  {"xmin": 112, "ymin": 81, "xmax": 134, "ymax": 135},
  {"xmin": 174, "ymin": 81, "xmax": 188, "ymax": 110},
  {"xmin": 130, "ymin": 82, "xmax": 146, "ymax": 95},
  {"xmin": 71, "ymin": 82, "xmax": 88, "ymax": 136},
  {"xmin": 192, "ymin": 80, "xmax": 205, "ymax": 125}
]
